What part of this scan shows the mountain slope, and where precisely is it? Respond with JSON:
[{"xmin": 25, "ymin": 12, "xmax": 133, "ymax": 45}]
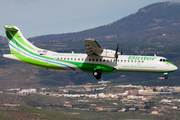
[
  {"xmin": 29, "ymin": 2, "xmax": 180, "ymax": 42},
  {"xmin": 1, "ymin": 2, "xmax": 180, "ymax": 88}
]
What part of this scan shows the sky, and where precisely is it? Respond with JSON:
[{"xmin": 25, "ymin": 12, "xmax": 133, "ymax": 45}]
[{"xmin": 0, "ymin": 0, "xmax": 178, "ymax": 38}]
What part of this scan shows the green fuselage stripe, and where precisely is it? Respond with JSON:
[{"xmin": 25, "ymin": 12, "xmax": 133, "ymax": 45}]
[{"xmin": 10, "ymin": 49, "xmax": 65, "ymax": 70}]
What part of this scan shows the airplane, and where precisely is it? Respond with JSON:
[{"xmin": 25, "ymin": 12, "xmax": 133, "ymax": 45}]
[{"xmin": 3, "ymin": 25, "xmax": 178, "ymax": 80}]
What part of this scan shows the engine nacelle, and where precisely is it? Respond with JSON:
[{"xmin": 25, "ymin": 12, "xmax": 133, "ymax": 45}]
[{"xmin": 100, "ymin": 49, "xmax": 120, "ymax": 58}]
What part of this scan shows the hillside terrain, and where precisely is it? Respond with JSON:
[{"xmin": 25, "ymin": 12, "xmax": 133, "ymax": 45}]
[
  {"xmin": 1, "ymin": 87, "xmax": 180, "ymax": 120},
  {"xmin": 29, "ymin": 2, "xmax": 180, "ymax": 45},
  {"xmin": 0, "ymin": 104, "xmax": 80, "ymax": 120},
  {"xmin": 0, "ymin": 2, "xmax": 180, "ymax": 88}
]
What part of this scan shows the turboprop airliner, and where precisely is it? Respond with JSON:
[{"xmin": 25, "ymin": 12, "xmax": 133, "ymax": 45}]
[{"xmin": 3, "ymin": 25, "xmax": 178, "ymax": 80}]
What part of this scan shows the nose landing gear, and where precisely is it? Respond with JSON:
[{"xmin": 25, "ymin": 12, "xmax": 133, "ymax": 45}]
[
  {"xmin": 164, "ymin": 75, "xmax": 168, "ymax": 79},
  {"xmin": 164, "ymin": 72, "xmax": 168, "ymax": 79}
]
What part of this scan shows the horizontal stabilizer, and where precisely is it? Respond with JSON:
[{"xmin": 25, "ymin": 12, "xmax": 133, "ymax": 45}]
[{"xmin": 3, "ymin": 54, "xmax": 20, "ymax": 61}]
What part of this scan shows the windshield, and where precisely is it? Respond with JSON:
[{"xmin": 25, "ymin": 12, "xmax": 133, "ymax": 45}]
[{"xmin": 160, "ymin": 59, "xmax": 168, "ymax": 62}]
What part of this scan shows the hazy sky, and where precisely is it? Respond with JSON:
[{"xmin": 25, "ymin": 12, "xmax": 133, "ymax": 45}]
[{"xmin": 0, "ymin": 0, "xmax": 176, "ymax": 38}]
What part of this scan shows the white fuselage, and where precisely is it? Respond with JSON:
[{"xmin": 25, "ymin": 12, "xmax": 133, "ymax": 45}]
[
  {"xmin": 4, "ymin": 49, "xmax": 177, "ymax": 74},
  {"xmin": 43, "ymin": 51, "xmax": 178, "ymax": 73}
]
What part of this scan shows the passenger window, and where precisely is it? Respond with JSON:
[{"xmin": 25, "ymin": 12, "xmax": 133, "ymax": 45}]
[
  {"xmin": 74, "ymin": 58, "xmax": 76, "ymax": 61},
  {"xmin": 124, "ymin": 60, "xmax": 126, "ymax": 62},
  {"xmin": 78, "ymin": 58, "xmax": 80, "ymax": 61},
  {"xmin": 92, "ymin": 59, "xmax": 94, "ymax": 61},
  {"xmin": 71, "ymin": 58, "xmax": 73, "ymax": 60},
  {"xmin": 89, "ymin": 59, "xmax": 91, "ymax": 61},
  {"xmin": 100, "ymin": 59, "xmax": 102, "ymax": 62},
  {"xmin": 128, "ymin": 60, "xmax": 130, "ymax": 62},
  {"xmin": 82, "ymin": 58, "xmax": 84, "ymax": 61},
  {"xmin": 131, "ymin": 60, "xmax": 133, "ymax": 62},
  {"xmin": 67, "ymin": 58, "xmax": 69, "ymax": 60},
  {"xmin": 107, "ymin": 59, "xmax": 109, "ymax": 62},
  {"xmin": 96, "ymin": 59, "xmax": 98, "ymax": 61},
  {"xmin": 103, "ymin": 59, "xmax": 105, "ymax": 62},
  {"xmin": 121, "ymin": 60, "xmax": 123, "ymax": 62},
  {"xmin": 160, "ymin": 59, "xmax": 162, "ymax": 62},
  {"xmin": 64, "ymin": 58, "xmax": 66, "ymax": 60}
]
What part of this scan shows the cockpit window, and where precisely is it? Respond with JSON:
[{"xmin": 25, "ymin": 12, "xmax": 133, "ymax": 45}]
[{"xmin": 160, "ymin": 59, "xmax": 168, "ymax": 62}]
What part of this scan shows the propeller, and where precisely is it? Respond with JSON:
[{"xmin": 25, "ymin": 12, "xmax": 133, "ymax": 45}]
[
  {"xmin": 114, "ymin": 44, "xmax": 123, "ymax": 64},
  {"xmin": 115, "ymin": 44, "xmax": 119, "ymax": 64}
]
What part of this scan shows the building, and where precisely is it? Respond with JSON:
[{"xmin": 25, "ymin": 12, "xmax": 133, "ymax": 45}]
[
  {"xmin": 96, "ymin": 107, "xmax": 103, "ymax": 111},
  {"xmin": 129, "ymin": 108, "xmax": 136, "ymax": 111},
  {"xmin": 151, "ymin": 111, "xmax": 158, "ymax": 114},
  {"xmin": 19, "ymin": 88, "xmax": 36, "ymax": 94},
  {"xmin": 161, "ymin": 99, "xmax": 171, "ymax": 103},
  {"xmin": 118, "ymin": 108, "xmax": 126, "ymax": 112}
]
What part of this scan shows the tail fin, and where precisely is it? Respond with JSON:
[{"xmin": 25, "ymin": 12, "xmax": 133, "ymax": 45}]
[{"xmin": 4, "ymin": 25, "xmax": 38, "ymax": 54}]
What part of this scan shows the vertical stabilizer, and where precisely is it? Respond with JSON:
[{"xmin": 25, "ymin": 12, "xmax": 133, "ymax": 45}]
[{"xmin": 4, "ymin": 25, "xmax": 38, "ymax": 54}]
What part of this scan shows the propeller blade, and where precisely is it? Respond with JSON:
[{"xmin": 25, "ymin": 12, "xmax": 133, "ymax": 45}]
[
  {"xmin": 115, "ymin": 44, "xmax": 119, "ymax": 63},
  {"xmin": 121, "ymin": 48, "xmax": 123, "ymax": 55}
]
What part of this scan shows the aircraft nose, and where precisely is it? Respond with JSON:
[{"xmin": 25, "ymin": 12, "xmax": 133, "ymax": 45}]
[
  {"xmin": 174, "ymin": 65, "xmax": 178, "ymax": 71},
  {"xmin": 171, "ymin": 64, "xmax": 178, "ymax": 71},
  {"xmin": 166, "ymin": 62, "xmax": 178, "ymax": 71}
]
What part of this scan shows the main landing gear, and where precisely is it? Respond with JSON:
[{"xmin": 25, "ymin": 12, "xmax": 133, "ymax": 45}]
[{"xmin": 93, "ymin": 69, "xmax": 102, "ymax": 80}]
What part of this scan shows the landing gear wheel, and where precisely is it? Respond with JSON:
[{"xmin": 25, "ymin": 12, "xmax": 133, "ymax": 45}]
[
  {"xmin": 164, "ymin": 75, "xmax": 168, "ymax": 79},
  {"xmin": 93, "ymin": 71, "xmax": 98, "ymax": 76},
  {"xmin": 95, "ymin": 75, "xmax": 101, "ymax": 80},
  {"xmin": 93, "ymin": 69, "xmax": 102, "ymax": 80}
]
